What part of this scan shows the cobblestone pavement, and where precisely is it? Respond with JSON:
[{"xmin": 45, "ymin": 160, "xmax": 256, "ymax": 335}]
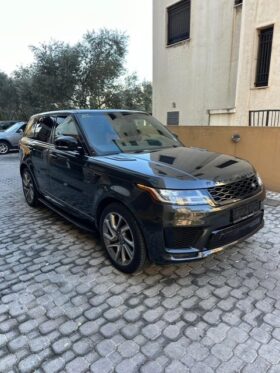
[{"xmin": 0, "ymin": 153, "xmax": 280, "ymax": 373}]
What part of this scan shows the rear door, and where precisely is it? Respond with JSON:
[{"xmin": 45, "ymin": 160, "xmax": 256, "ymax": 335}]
[
  {"xmin": 29, "ymin": 116, "xmax": 55, "ymax": 193},
  {"xmin": 48, "ymin": 115, "xmax": 95, "ymax": 217}
]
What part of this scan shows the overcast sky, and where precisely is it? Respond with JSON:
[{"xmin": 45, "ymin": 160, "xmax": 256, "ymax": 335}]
[{"xmin": 0, "ymin": 0, "xmax": 152, "ymax": 80}]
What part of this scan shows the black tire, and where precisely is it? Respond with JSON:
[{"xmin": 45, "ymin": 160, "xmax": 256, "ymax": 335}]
[
  {"xmin": 21, "ymin": 168, "xmax": 39, "ymax": 207},
  {"xmin": 99, "ymin": 203, "xmax": 147, "ymax": 273},
  {"xmin": 0, "ymin": 141, "xmax": 10, "ymax": 155}
]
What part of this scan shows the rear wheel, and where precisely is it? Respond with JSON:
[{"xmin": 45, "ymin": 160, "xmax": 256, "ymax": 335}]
[
  {"xmin": 22, "ymin": 169, "xmax": 39, "ymax": 207},
  {"xmin": 0, "ymin": 141, "xmax": 9, "ymax": 155},
  {"xmin": 100, "ymin": 203, "xmax": 147, "ymax": 273}
]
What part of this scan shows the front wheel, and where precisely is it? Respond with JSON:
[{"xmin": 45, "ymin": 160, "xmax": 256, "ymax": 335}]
[
  {"xmin": 22, "ymin": 169, "xmax": 39, "ymax": 207},
  {"xmin": 99, "ymin": 203, "xmax": 147, "ymax": 273},
  {"xmin": 0, "ymin": 141, "xmax": 9, "ymax": 155}
]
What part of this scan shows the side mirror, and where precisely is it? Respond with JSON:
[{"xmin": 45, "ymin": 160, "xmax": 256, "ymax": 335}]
[
  {"xmin": 17, "ymin": 129, "xmax": 24, "ymax": 134},
  {"xmin": 54, "ymin": 136, "xmax": 80, "ymax": 152},
  {"xmin": 172, "ymin": 132, "xmax": 179, "ymax": 139}
]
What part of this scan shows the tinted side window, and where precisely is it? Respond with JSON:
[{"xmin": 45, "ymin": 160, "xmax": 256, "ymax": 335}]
[
  {"xmin": 34, "ymin": 116, "xmax": 55, "ymax": 143},
  {"xmin": 54, "ymin": 116, "xmax": 80, "ymax": 141},
  {"xmin": 18, "ymin": 123, "xmax": 27, "ymax": 132}
]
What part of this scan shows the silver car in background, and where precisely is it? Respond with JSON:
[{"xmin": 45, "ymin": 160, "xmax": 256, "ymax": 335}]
[{"xmin": 0, "ymin": 122, "xmax": 27, "ymax": 154}]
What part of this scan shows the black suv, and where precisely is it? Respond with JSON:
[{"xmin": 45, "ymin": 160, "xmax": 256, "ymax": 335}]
[{"xmin": 19, "ymin": 110, "xmax": 265, "ymax": 273}]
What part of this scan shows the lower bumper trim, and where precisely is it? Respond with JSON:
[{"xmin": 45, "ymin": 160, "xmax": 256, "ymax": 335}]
[{"xmin": 164, "ymin": 216, "xmax": 264, "ymax": 263}]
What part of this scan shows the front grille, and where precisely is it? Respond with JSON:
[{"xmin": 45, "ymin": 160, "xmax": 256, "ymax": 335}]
[
  {"xmin": 164, "ymin": 227, "xmax": 203, "ymax": 249},
  {"xmin": 208, "ymin": 175, "xmax": 260, "ymax": 205}
]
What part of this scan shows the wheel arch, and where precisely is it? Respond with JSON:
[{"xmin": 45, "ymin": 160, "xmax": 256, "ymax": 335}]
[
  {"xmin": 96, "ymin": 197, "xmax": 128, "ymax": 228},
  {"xmin": 0, "ymin": 139, "xmax": 11, "ymax": 145},
  {"xmin": 0, "ymin": 139, "xmax": 11, "ymax": 151},
  {"xmin": 95, "ymin": 196, "xmax": 151, "ymax": 261}
]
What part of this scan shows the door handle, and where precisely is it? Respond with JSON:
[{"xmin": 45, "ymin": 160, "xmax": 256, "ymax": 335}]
[{"xmin": 50, "ymin": 154, "xmax": 58, "ymax": 159}]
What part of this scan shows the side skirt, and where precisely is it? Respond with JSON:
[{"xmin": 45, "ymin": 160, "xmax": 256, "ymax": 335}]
[{"xmin": 38, "ymin": 197, "xmax": 99, "ymax": 235}]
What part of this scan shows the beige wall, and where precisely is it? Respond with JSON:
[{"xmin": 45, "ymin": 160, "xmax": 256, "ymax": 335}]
[
  {"xmin": 154, "ymin": 0, "xmax": 280, "ymax": 126},
  {"xmin": 153, "ymin": 0, "xmax": 242, "ymax": 125},
  {"xmin": 234, "ymin": 0, "xmax": 280, "ymax": 126},
  {"xmin": 169, "ymin": 125, "xmax": 280, "ymax": 192}
]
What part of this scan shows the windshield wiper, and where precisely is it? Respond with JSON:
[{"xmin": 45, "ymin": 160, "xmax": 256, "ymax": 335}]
[{"xmin": 111, "ymin": 139, "xmax": 123, "ymax": 152}]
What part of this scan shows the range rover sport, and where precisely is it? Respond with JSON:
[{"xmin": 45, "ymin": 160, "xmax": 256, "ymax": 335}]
[{"xmin": 19, "ymin": 110, "xmax": 265, "ymax": 273}]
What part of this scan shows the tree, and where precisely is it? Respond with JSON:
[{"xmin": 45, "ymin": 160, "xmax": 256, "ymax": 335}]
[
  {"xmin": 0, "ymin": 72, "xmax": 18, "ymax": 120},
  {"xmin": 103, "ymin": 74, "xmax": 152, "ymax": 113},
  {"xmin": 13, "ymin": 66, "xmax": 40, "ymax": 119},
  {"xmin": 30, "ymin": 41, "xmax": 80, "ymax": 110},
  {"xmin": 1, "ymin": 29, "xmax": 152, "ymax": 119},
  {"xmin": 75, "ymin": 29, "xmax": 128, "ymax": 108},
  {"xmin": 119, "ymin": 74, "xmax": 152, "ymax": 112}
]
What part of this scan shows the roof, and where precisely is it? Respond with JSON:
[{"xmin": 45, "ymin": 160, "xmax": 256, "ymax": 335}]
[{"xmin": 32, "ymin": 109, "xmax": 147, "ymax": 117}]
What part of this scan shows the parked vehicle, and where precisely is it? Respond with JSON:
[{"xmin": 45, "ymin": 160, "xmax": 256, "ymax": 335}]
[
  {"xmin": 19, "ymin": 110, "xmax": 265, "ymax": 273},
  {"xmin": 0, "ymin": 122, "xmax": 27, "ymax": 154},
  {"xmin": 0, "ymin": 121, "xmax": 19, "ymax": 132}
]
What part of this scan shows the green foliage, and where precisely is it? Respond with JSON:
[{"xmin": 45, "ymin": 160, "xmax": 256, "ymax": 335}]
[
  {"xmin": 0, "ymin": 29, "xmax": 152, "ymax": 120},
  {"xmin": 30, "ymin": 41, "xmax": 80, "ymax": 110},
  {"xmin": 0, "ymin": 72, "xmax": 18, "ymax": 120},
  {"xmin": 76, "ymin": 29, "xmax": 128, "ymax": 108}
]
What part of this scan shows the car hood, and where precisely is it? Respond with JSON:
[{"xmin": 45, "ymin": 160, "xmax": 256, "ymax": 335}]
[{"xmin": 94, "ymin": 147, "xmax": 256, "ymax": 189}]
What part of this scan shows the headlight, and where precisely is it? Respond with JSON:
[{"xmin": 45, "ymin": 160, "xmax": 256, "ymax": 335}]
[{"xmin": 137, "ymin": 184, "xmax": 213, "ymax": 206}]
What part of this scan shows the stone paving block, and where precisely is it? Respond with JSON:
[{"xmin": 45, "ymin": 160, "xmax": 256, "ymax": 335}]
[
  {"xmin": 140, "ymin": 361, "xmax": 162, "ymax": 373},
  {"xmin": 90, "ymin": 357, "xmax": 114, "ymax": 373},
  {"xmin": 0, "ymin": 354, "xmax": 17, "ymax": 372},
  {"xmin": 234, "ymin": 339, "xmax": 260, "ymax": 363},
  {"xmin": 19, "ymin": 319, "xmax": 38, "ymax": 334},
  {"xmin": 42, "ymin": 357, "xmax": 65, "ymax": 373},
  {"xmin": 29, "ymin": 336, "xmax": 50, "ymax": 353},
  {"xmin": 206, "ymin": 323, "xmax": 230, "ymax": 343},
  {"xmin": 65, "ymin": 356, "xmax": 89, "ymax": 373},
  {"xmin": 18, "ymin": 354, "xmax": 41, "ymax": 373},
  {"xmin": 259, "ymin": 340, "xmax": 280, "ymax": 364},
  {"xmin": 165, "ymin": 360, "xmax": 189, "ymax": 373},
  {"xmin": 164, "ymin": 340, "xmax": 187, "ymax": 360},
  {"xmin": 118, "ymin": 340, "xmax": 140, "ymax": 358},
  {"xmin": 72, "ymin": 339, "xmax": 92, "ymax": 355},
  {"xmin": 191, "ymin": 362, "xmax": 214, "ymax": 373},
  {"xmin": 52, "ymin": 337, "xmax": 72, "ymax": 354},
  {"xmin": 211, "ymin": 343, "xmax": 233, "ymax": 361},
  {"xmin": 96, "ymin": 339, "xmax": 116, "ymax": 357}
]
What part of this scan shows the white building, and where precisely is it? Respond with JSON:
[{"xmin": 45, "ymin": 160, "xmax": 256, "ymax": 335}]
[{"xmin": 153, "ymin": 0, "xmax": 280, "ymax": 126}]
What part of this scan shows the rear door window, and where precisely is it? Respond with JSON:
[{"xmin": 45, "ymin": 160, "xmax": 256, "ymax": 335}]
[{"xmin": 33, "ymin": 116, "xmax": 55, "ymax": 143}]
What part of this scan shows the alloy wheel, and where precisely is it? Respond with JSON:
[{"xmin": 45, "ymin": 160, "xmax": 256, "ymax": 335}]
[
  {"xmin": 102, "ymin": 212, "xmax": 135, "ymax": 266},
  {"xmin": 22, "ymin": 171, "xmax": 35, "ymax": 204},
  {"xmin": 0, "ymin": 143, "xmax": 9, "ymax": 154}
]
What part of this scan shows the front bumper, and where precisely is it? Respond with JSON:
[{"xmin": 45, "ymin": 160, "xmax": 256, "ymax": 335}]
[
  {"xmin": 163, "ymin": 211, "xmax": 264, "ymax": 262},
  {"xmin": 141, "ymin": 188, "xmax": 265, "ymax": 264}
]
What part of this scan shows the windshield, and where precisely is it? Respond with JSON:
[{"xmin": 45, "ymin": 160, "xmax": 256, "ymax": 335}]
[
  {"xmin": 5, "ymin": 122, "xmax": 24, "ymax": 133},
  {"xmin": 77, "ymin": 112, "xmax": 180, "ymax": 155}
]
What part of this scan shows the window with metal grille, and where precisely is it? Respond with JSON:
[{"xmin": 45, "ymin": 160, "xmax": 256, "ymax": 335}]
[
  {"xmin": 255, "ymin": 26, "xmax": 274, "ymax": 87},
  {"xmin": 167, "ymin": 0, "xmax": 191, "ymax": 45}
]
